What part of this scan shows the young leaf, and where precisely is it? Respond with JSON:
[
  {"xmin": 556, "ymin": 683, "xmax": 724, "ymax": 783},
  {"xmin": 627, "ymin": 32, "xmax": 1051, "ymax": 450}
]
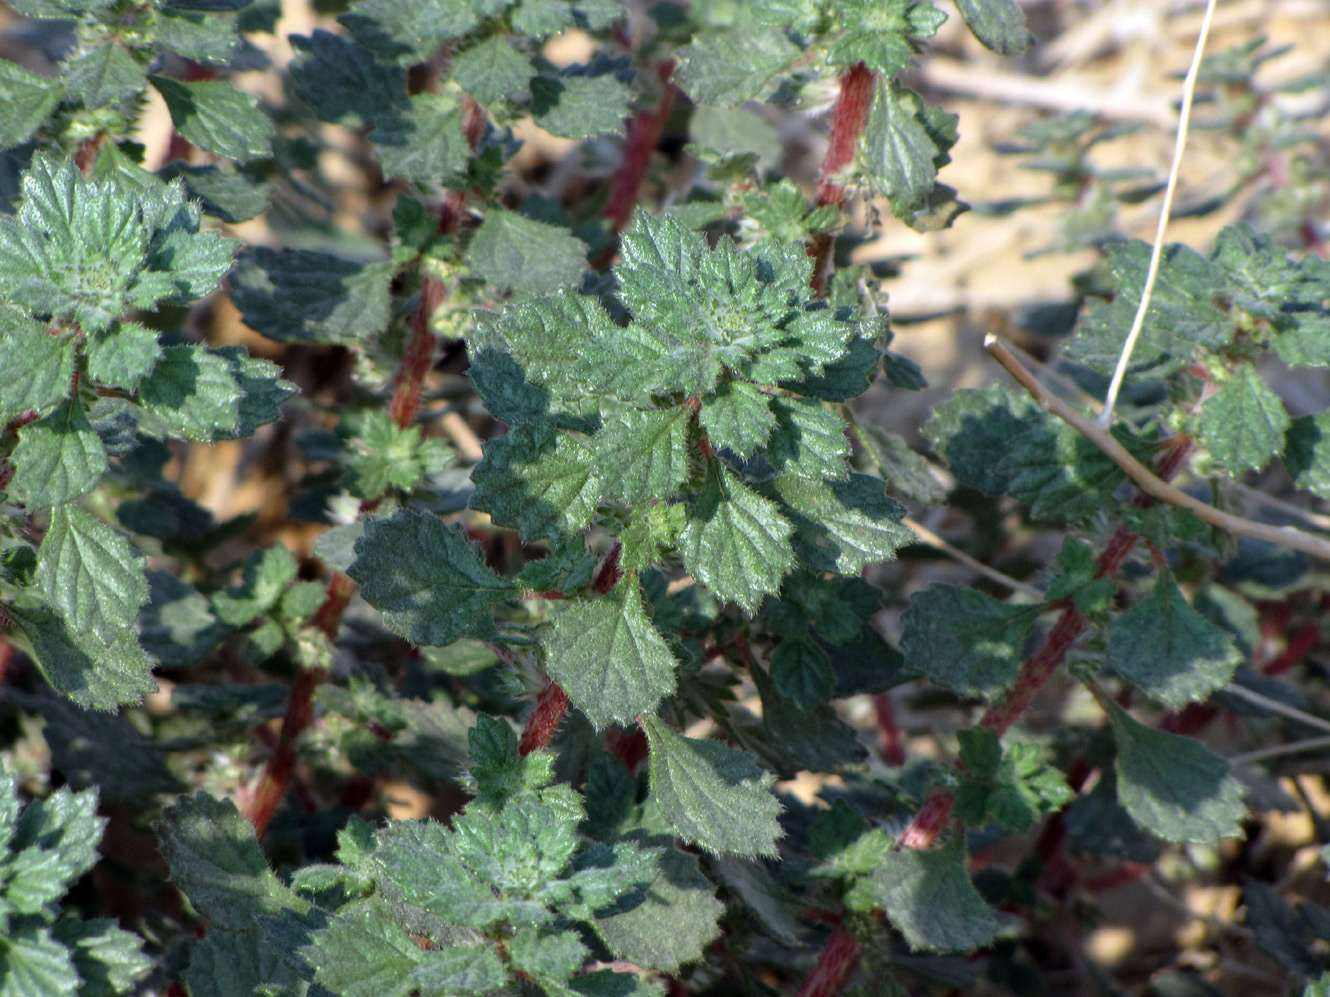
[
  {"xmin": 85, "ymin": 321, "xmax": 163, "ymax": 392},
  {"xmin": 900, "ymin": 584, "xmax": 1037, "ymax": 700},
  {"xmin": 52, "ymin": 918, "xmax": 154, "ymax": 997},
  {"xmin": 846, "ymin": 839, "xmax": 998, "ymax": 953},
  {"xmin": 467, "ymin": 211, "xmax": 589, "ymax": 295},
  {"xmin": 1105, "ymin": 571, "xmax": 1242, "ymax": 709},
  {"xmin": 700, "ymin": 380, "xmax": 776, "ymax": 457},
  {"xmin": 954, "ymin": 0, "xmax": 1031, "ymax": 55},
  {"xmin": 1198, "ymin": 364, "xmax": 1290, "ymax": 474},
  {"xmin": 1106, "ymin": 700, "xmax": 1247, "ymax": 844},
  {"xmin": 674, "ymin": 27, "xmax": 799, "ymax": 106},
  {"xmin": 642, "ymin": 715, "xmax": 783, "ymax": 856},
  {"xmin": 35, "ymin": 506, "xmax": 147, "ymax": 646},
  {"xmin": 532, "ymin": 73, "xmax": 633, "ymax": 140},
  {"xmin": 680, "ymin": 466, "xmax": 794, "ymax": 613},
  {"xmin": 593, "ymin": 846, "xmax": 724, "ymax": 973},
  {"xmin": 157, "ymin": 793, "xmax": 305, "ymax": 929},
  {"xmin": 136, "ymin": 344, "xmax": 244, "ymax": 442},
  {"xmin": 0, "ymin": 311, "xmax": 76, "ymax": 421},
  {"xmin": 543, "ymin": 575, "xmax": 678, "ymax": 730},
  {"xmin": 150, "ymin": 77, "xmax": 275, "ymax": 161},
  {"xmin": 0, "ymin": 926, "xmax": 80, "ymax": 996},
  {"xmin": 349, "ymin": 510, "xmax": 517, "ymax": 647},
  {"xmin": 306, "ymin": 911, "xmax": 427, "ymax": 997},
  {"xmin": 452, "ymin": 36, "xmax": 532, "ymax": 103},
  {"xmin": 0, "ymin": 60, "xmax": 64, "ymax": 150},
  {"xmin": 415, "ymin": 943, "xmax": 508, "ymax": 995},
  {"xmin": 825, "ymin": 0, "xmax": 948, "ymax": 76},
  {"xmin": 211, "ymin": 544, "xmax": 298, "ymax": 626},
  {"xmin": 8, "ymin": 399, "xmax": 108, "ymax": 508},
  {"xmin": 766, "ymin": 397, "xmax": 851, "ymax": 480}
]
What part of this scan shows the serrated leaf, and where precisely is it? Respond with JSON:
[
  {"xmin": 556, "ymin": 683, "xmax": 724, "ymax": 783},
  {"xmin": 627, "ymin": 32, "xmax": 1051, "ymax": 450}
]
[
  {"xmin": 0, "ymin": 927, "xmax": 79, "ymax": 997},
  {"xmin": 593, "ymin": 407, "xmax": 691, "ymax": 504},
  {"xmin": 777, "ymin": 472, "xmax": 913, "ymax": 574},
  {"xmin": 158, "ymin": 792, "xmax": 304, "ymax": 929},
  {"xmin": 468, "ymin": 211, "xmax": 588, "ymax": 295},
  {"xmin": 826, "ymin": 0, "xmax": 947, "ymax": 75},
  {"xmin": 0, "ymin": 61, "xmax": 62, "ymax": 150},
  {"xmin": 307, "ymin": 912, "xmax": 426, "ymax": 997},
  {"xmin": 35, "ymin": 505, "xmax": 146, "ymax": 645},
  {"xmin": 451, "ymin": 36, "xmax": 532, "ymax": 104},
  {"xmin": 229, "ymin": 247, "xmax": 393, "ymax": 345},
  {"xmin": 999, "ymin": 417, "xmax": 1135, "ymax": 521},
  {"xmin": 769, "ymin": 638, "xmax": 833, "ymax": 709},
  {"xmin": 1286, "ymin": 412, "xmax": 1330, "ymax": 499},
  {"xmin": 370, "ymin": 92, "xmax": 471, "ymax": 182},
  {"xmin": 1105, "ymin": 571, "xmax": 1242, "ymax": 709},
  {"xmin": 158, "ymin": 162, "xmax": 270, "ymax": 224},
  {"xmin": 955, "ymin": 0, "xmax": 1030, "ymax": 55},
  {"xmin": 642, "ymin": 715, "xmax": 782, "ymax": 856},
  {"xmin": 863, "ymin": 80, "xmax": 940, "ymax": 212},
  {"xmin": 953, "ymin": 728, "xmax": 1073, "ymax": 833},
  {"xmin": 1198, "ymin": 364, "xmax": 1289, "ymax": 474},
  {"xmin": 136, "ymin": 344, "xmax": 243, "ymax": 442},
  {"xmin": 340, "ymin": 0, "xmax": 484, "ymax": 65},
  {"xmin": 349, "ymin": 509, "xmax": 517, "ymax": 647},
  {"xmin": 212, "ymin": 345, "xmax": 296, "ymax": 440},
  {"xmin": 923, "ymin": 383, "xmax": 1041, "ymax": 494},
  {"xmin": 900, "ymin": 584, "xmax": 1036, "ymax": 700},
  {"xmin": 863, "ymin": 427, "xmax": 946, "ymax": 503},
  {"xmin": 181, "ymin": 922, "xmax": 304, "ymax": 997},
  {"xmin": 1107, "ymin": 700, "xmax": 1247, "ymax": 844},
  {"xmin": 512, "ymin": 0, "xmax": 575, "ymax": 36},
  {"xmin": 679, "ymin": 466, "xmax": 794, "ymax": 613},
  {"xmin": 845, "ymin": 839, "xmax": 997, "ymax": 953},
  {"xmin": 51, "ymin": 919, "xmax": 152, "ymax": 997},
  {"xmin": 289, "ymin": 30, "xmax": 407, "ymax": 127},
  {"xmin": 532, "ymin": 73, "xmax": 632, "ymax": 140},
  {"xmin": 150, "ymin": 77, "xmax": 274, "ymax": 161},
  {"xmin": 8, "ymin": 399, "xmax": 107, "ymax": 507},
  {"xmin": 0, "ymin": 312, "xmax": 75, "ymax": 420},
  {"xmin": 471, "ymin": 423, "xmax": 602, "ymax": 542},
  {"xmin": 10, "ymin": 606, "xmax": 156, "ymax": 709},
  {"xmin": 211, "ymin": 543, "xmax": 297, "ymax": 626},
  {"xmin": 544, "ymin": 575, "xmax": 677, "ymax": 729},
  {"xmin": 155, "ymin": 9, "xmax": 241, "ymax": 64},
  {"xmin": 416, "ymin": 943, "xmax": 508, "ymax": 995},
  {"xmin": 508, "ymin": 927, "xmax": 587, "ymax": 983},
  {"xmin": 593, "ymin": 846, "xmax": 724, "ymax": 973},
  {"xmin": 62, "ymin": 44, "xmax": 145, "ymax": 109},
  {"xmin": 85, "ymin": 321, "xmax": 162, "ymax": 391},
  {"xmin": 674, "ymin": 27, "xmax": 799, "ymax": 106},
  {"xmin": 700, "ymin": 380, "xmax": 775, "ymax": 456},
  {"xmin": 766, "ymin": 397, "xmax": 850, "ymax": 479}
]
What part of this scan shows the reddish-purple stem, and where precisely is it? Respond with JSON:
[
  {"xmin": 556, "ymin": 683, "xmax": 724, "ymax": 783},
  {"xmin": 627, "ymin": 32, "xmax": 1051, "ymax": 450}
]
[
  {"xmin": 795, "ymin": 924, "xmax": 860, "ymax": 997},
  {"xmin": 519, "ymin": 681, "xmax": 570, "ymax": 756},
  {"xmin": 808, "ymin": 62, "xmax": 877, "ymax": 296},
  {"xmin": 600, "ymin": 61, "xmax": 677, "ymax": 255}
]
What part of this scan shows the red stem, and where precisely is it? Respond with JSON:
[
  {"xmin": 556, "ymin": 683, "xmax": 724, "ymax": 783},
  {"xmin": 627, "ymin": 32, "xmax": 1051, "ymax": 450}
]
[
  {"xmin": 808, "ymin": 62, "xmax": 877, "ymax": 297},
  {"xmin": 601, "ymin": 61, "xmax": 677, "ymax": 249},
  {"xmin": 243, "ymin": 573, "xmax": 355, "ymax": 837},
  {"xmin": 592, "ymin": 543, "xmax": 624, "ymax": 595},
  {"xmin": 873, "ymin": 692, "xmax": 906, "ymax": 766},
  {"xmin": 795, "ymin": 924, "xmax": 860, "ymax": 997},
  {"xmin": 519, "ymin": 681, "xmax": 570, "ymax": 756}
]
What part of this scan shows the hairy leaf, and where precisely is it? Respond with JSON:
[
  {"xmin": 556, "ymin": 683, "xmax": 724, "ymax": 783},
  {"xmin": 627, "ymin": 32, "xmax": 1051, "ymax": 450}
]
[
  {"xmin": 467, "ymin": 211, "xmax": 588, "ymax": 295},
  {"xmin": 900, "ymin": 584, "xmax": 1036, "ymax": 701},
  {"xmin": 151, "ymin": 77, "xmax": 274, "ymax": 161},
  {"xmin": 1198, "ymin": 364, "xmax": 1289, "ymax": 474},
  {"xmin": 9, "ymin": 399, "xmax": 108, "ymax": 508}
]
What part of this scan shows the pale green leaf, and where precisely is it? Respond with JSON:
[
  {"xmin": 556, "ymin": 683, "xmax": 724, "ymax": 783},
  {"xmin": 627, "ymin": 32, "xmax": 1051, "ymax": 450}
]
[
  {"xmin": 8, "ymin": 399, "xmax": 107, "ymax": 508},
  {"xmin": 150, "ymin": 77, "xmax": 274, "ymax": 161}
]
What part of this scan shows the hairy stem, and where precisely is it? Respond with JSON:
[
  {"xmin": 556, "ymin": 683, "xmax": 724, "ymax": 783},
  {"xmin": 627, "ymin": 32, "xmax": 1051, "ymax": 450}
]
[
  {"xmin": 519, "ymin": 681, "xmax": 570, "ymax": 756},
  {"xmin": 809, "ymin": 62, "xmax": 876, "ymax": 296},
  {"xmin": 602, "ymin": 61, "xmax": 678, "ymax": 244},
  {"xmin": 796, "ymin": 924, "xmax": 860, "ymax": 997}
]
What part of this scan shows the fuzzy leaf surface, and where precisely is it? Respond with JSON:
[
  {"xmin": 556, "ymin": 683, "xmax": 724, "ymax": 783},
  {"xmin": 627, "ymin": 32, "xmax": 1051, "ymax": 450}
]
[
  {"xmin": 35, "ymin": 506, "xmax": 146, "ymax": 646},
  {"xmin": 954, "ymin": 0, "xmax": 1030, "ymax": 54},
  {"xmin": 900, "ymin": 584, "xmax": 1035, "ymax": 700},
  {"xmin": 8, "ymin": 400, "xmax": 107, "ymax": 508},
  {"xmin": 0, "ymin": 60, "xmax": 63, "ymax": 149},
  {"xmin": 229, "ymin": 247, "xmax": 392, "ymax": 345},
  {"xmin": 772, "ymin": 473, "xmax": 912, "ymax": 574},
  {"xmin": 467, "ymin": 211, "xmax": 588, "ymax": 295},
  {"xmin": 593, "ymin": 408, "xmax": 691, "ymax": 504},
  {"xmin": 674, "ymin": 27, "xmax": 798, "ymax": 105},
  {"xmin": 643, "ymin": 716, "xmax": 782, "ymax": 856},
  {"xmin": 452, "ymin": 36, "xmax": 531, "ymax": 103},
  {"xmin": 150, "ymin": 77, "xmax": 274, "ymax": 161},
  {"xmin": 532, "ymin": 73, "xmax": 632, "ymax": 139},
  {"xmin": 10, "ymin": 607, "xmax": 156, "ymax": 710},
  {"xmin": 0, "ymin": 312, "xmax": 75, "ymax": 420},
  {"xmin": 1198, "ymin": 364, "xmax": 1289, "ymax": 474},
  {"xmin": 471, "ymin": 424, "xmax": 602, "ymax": 542},
  {"xmin": 826, "ymin": 0, "xmax": 947, "ymax": 75},
  {"xmin": 349, "ymin": 510, "xmax": 517, "ymax": 647},
  {"xmin": 370, "ymin": 92, "xmax": 471, "ymax": 182},
  {"xmin": 544, "ymin": 575, "xmax": 677, "ymax": 729}
]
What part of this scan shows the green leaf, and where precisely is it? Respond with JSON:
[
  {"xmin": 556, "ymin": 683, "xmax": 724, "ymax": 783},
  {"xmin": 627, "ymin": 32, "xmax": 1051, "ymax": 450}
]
[
  {"xmin": 228, "ymin": 247, "xmax": 393, "ymax": 345},
  {"xmin": 862, "ymin": 427, "xmax": 946, "ymax": 503},
  {"xmin": 0, "ymin": 927, "xmax": 79, "ymax": 997},
  {"xmin": 999, "ymin": 417, "xmax": 1136, "ymax": 521},
  {"xmin": 845, "ymin": 839, "xmax": 997, "ymax": 953},
  {"xmin": 680, "ymin": 466, "xmax": 794, "ymax": 613},
  {"xmin": 35, "ymin": 505, "xmax": 147, "ymax": 645},
  {"xmin": 769, "ymin": 639, "xmax": 833, "ymax": 710},
  {"xmin": 289, "ymin": 30, "xmax": 408, "ymax": 127},
  {"xmin": 63, "ymin": 43, "xmax": 145, "ymax": 109},
  {"xmin": 1105, "ymin": 571, "xmax": 1242, "ymax": 709},
  {"xmin": 157, "ymin": 792, "xmax": 304, "ymax": 929},
  {"xmin": 1198, "ymin": 364, "xmax": 1289, "ymax": 474},
  {"xmin": 700, "ymin": 380, "xmax": 776, "ymax": 456},
  {"xmin": 212, "ymin": 345, "xmax": 296, "ymax": 440},
  {"xmin": 416, "ymin": 943, "xmax": 508, "ymax": 995},
  {"xmin": 508, "ymin": 927, "xmax": 587, "ymax": 983},
  {"xmin": 1286, "ymin": 412, "xmax": 1330, "ymax": 499},
  {"xmin": 471, "ymin": 423, "xmax": 602, "ymax": 542},
  {"xmin": 451, "ymin": 36, "xmax": 532, "ymax": 104},
  {"xmin": 593, "ymin": 846, "xmax": 724, "ymax": 973},
  {"xmin": 771, "ymin": 472, "xmax": 912, "ymax": 575},
  {"xmin": 467, "ymin": 211, "xmax": 588, "ymax": 295},
  {"xmin": 765, "ymin": 397, "xmax": 850, "ymax": 480},
  {"xmin": 0, "ymin": 311, "xmax": 75, "ymax": 421},
  {"xmin": 826, "ymin": 0, "xmax": 947, "ymax": 75},
  {"xmin": 674, "ymin": 27, "xmax": 799, "ymax": 106},
  {"xmin": 211, "ymin": 543, "xmax": 298, "ymax": 626},
  {"xmin": 0, "ymin": 61, "xmax": 63, "ymax": 150},
  {"xmin": 9, "ymin": 606, "xmax": 157, "ymax": 709},
  {"xmin": 642, "ymin": 715, "xmax": 783, "ymax": 856},
  {"xmin": 532, "ymin": 73, "xmax": 633, "ymax": 140},
  {"xmin": 8, "ymin": 399, "xmax": 108, "ymax": 507},
  {"xmin": 593, "ymin": 408, "xmax": 691, "ymax": 504},
  {"xmin": 923, "ymin": 383, "xmax": 1041, "ymax": 495},
  {"xmin": 306, "ymin": 911, "xmax": 426, "ymax": 997},
  {"xmin": 370, "ymin": 92, "xmax": 471, "ymax": 182},
  {"xmin": 1106, "ymin": 700, "xmax": 1247, "ymax": 844},
  {"xmin": 512, "ymin": 0, "xmax": 575, "ymax": 37},
  {"xmin": 754, "ymin": 665, "xmax": 869, "ymax": 773},
  {"xmin": 900, "ymin": 584, "xmax": 1036, "ymax": 700},
  {"xmin": 340, "ymin": 0, "xmax": 485, "ymax": 65},
  {"xmin": 544, "ymin": 575, "xmax": 677, "ymax": 729},
  {"xmin": 155, "ymin": 9, "xmax": 241, "ymax": 64},
  {"xmin": 953, "ymin": 727, "xmax": 1073, "ymax": 833},
  {"xmin": 136, "ymin": 344, "xmax": 243, "ymax": 442},
  {"xmin": 150, "ymin": 77, "xmax": 274, "ymax": 161},
  {"xmin": 690, "ymin": 104, "xmax": 782, "ymax": 170},
  {"xmin": 157, "ymin": 163, "xmax": 270, "ymax": 224},
  {"xmin": 862, "ymin": 81, "xmax": 940, "ymax": 212},
  {"xmin": 349, "ymin": 509, "xmax": 517, "ymax": 647},
  {"xmin": 51, "ymin": 919, "xmax": 152, "ymax": 997},
  {"xmin": 954, "ymin": 0, "xmax": 1030, "ymax": 55},
  {"xmin": 85, "ymin": 321, "xmax": 162, "ymax": 391}
]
